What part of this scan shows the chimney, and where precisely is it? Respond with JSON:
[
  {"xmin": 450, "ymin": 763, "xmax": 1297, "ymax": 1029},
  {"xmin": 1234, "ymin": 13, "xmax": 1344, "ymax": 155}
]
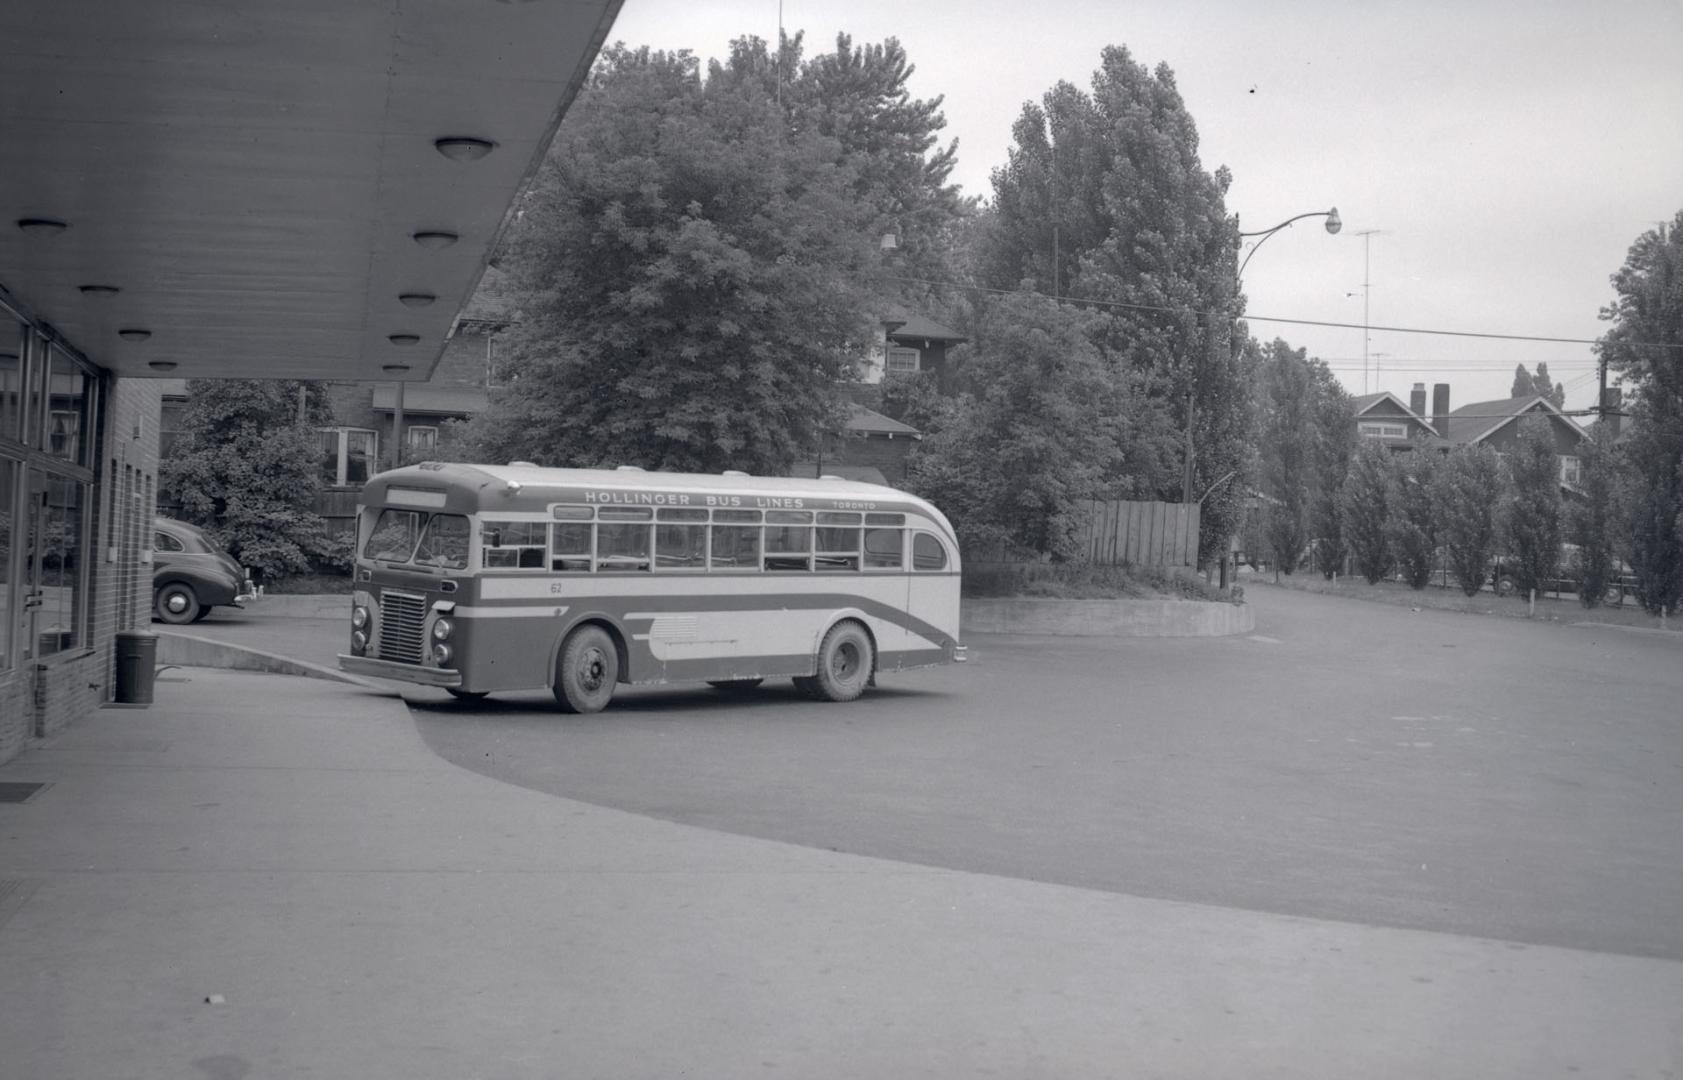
[
  {"xmin": 1603, "ymin": 386, "xmax": 1623, "ymax": 441},
  {"xmin": 1432, "ymin": 383, "xmax": 1451, "ymax": 440},
  {"xmin": 1410, "ymin": 382, "xmax": 1427, "ymax": 417}
]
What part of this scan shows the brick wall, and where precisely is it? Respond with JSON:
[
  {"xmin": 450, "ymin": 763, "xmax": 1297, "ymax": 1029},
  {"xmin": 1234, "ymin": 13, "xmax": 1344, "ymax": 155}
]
[{"xmin": 0, "ymin": 375, "xmax": 160, "ymax": 761}]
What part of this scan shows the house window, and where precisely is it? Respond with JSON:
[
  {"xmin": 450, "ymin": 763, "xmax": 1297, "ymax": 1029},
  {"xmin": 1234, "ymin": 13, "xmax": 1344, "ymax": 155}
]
[
  {"xmin": 886, "ymin": 347, "xmax": 921, "ymax": 374},
  {"xmin": 406, "ymin": 425, "xmax": 438, "ymax": 455},
  {"xmin": 1359, "ymin": 422, "xmax": 1406, "ymax": 439},
  {"xmin": 159, "ymin": 398, "xmax": 187, "ymax": 458},
  {"xmin": 319, "ymin": 428, "xmax": 377, "ymax": 487},
  {"xmin": 1560, "ymin": 455, "xmax": 1581, "ymax": 486}
]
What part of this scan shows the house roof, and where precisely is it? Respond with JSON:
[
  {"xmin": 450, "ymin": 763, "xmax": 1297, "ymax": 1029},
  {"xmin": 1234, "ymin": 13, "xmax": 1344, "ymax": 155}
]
[
  {"xmin": 884, "ymin": 313, "xmax": 966, "ymax": 344},
  {"xmin": 845, "ymin": 404, "xmax": 922, "ymax": 438},
  {"xmin": 1444, "ymin": 394, "xmax": 1587, "ymax": 446},
  {"xmin": 1351, "ymin": 390, "xmax": 1438, "ymax": 438}
]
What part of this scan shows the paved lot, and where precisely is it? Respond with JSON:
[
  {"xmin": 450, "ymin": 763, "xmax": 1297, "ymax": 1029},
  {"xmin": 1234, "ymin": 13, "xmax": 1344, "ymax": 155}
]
[{"xmin": 193, "ymin": 585, "xmax": 1683, "ymax": 960}]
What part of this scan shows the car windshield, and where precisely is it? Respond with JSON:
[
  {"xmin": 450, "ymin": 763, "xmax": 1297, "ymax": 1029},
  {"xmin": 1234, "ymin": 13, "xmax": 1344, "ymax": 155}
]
[{"xmin": 363, "ymin": 509, "xmax": 468, "ymax": 570}]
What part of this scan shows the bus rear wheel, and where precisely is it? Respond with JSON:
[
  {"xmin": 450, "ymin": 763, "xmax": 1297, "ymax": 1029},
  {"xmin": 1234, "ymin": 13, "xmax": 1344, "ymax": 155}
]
[
  {"xmin": 807, "ymin": 620, "xmax": 873, "ymax": 703},
  {"xmin": 553, "ymin": 625, "xmax": 618, "ymax": 714}
]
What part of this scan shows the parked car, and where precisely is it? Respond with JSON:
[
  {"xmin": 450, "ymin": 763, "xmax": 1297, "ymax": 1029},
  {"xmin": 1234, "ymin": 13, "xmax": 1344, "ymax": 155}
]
[
  {"xmin": 152, "ymin": 517, "xmax": 255, "ymax": 624},
  {"xmin": 1490, "ymin": 545, "xmax": 1636, "ymax": 605}
]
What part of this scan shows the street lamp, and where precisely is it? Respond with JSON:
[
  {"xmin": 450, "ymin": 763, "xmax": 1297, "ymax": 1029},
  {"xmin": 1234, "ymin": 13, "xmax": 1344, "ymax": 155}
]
[
  {"xmin": 1181, "ymin": 206, "xmax": 1341, "ymax": 506},
  {"xmin": 1236, "ymin": 207, "xmax": 1341, "ymax": 286}
]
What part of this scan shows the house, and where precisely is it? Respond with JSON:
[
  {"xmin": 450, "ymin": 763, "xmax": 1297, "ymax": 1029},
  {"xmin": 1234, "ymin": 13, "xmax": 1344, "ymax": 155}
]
[
  {"xmin": 1354, "ymin": 381, "xmax": 1592, "ymax": 488},
  {"xmin": 859, "ymin": 312, "xmax": 967, "ymax": 393}
]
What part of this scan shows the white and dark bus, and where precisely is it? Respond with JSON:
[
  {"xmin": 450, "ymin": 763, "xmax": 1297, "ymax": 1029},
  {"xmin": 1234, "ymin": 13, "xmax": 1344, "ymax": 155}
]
[{"xmin": 337, "ymin": 462, "xmax": 966, "ymax": 711}]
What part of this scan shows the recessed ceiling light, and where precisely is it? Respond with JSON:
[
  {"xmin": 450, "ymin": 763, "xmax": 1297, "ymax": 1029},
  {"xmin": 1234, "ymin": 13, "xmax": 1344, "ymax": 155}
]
[
  {"xmin": 435, "ymin": 137, "xmax": 497, "ymax": 162},
  {"xmin": 79, "ymin": 284, "xmax": 121, "ymax": 296},
  {"xmin": 388, "ymin": 333, "xmax": 421, "ymax": 345},
  {"xmin": 17, "ymin": 218, "xmax": 68, "ymax": 237},
  {"xmin": 118, "ymin": 328, "xmax": 152, "ymax": 342},
  {"xmin": 382, "ymin": 364, "xmax": 411, "ymax": 374},
  {"xmin": 412, "ymin": 230, "xmax": 459, "ymax": 249},
  {"xmin": 148, "ymin": 360, "xmax": 178, "ymax": 372},
  {"xmin": 398, "ymin": 293, "xmax": 437, "ymax": 307}
]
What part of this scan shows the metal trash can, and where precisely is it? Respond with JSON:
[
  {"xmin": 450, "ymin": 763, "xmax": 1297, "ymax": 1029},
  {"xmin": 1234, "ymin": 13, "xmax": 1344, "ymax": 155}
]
[{"xmin": 114, "ymin": 630, "xmax": 159, "ymax": 706}]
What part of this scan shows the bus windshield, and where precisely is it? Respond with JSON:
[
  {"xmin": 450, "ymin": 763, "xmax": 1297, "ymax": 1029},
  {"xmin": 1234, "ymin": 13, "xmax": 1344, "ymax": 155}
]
[{"xmin": 364, "ymin": 509, "xmax": 469, "ymax": 569}]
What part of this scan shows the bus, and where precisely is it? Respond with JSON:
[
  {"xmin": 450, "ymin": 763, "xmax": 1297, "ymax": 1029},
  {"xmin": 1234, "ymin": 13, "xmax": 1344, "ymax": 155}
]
[{"xmin": 337, "ymin": 462, "xmax": 966, "ymax": 711}]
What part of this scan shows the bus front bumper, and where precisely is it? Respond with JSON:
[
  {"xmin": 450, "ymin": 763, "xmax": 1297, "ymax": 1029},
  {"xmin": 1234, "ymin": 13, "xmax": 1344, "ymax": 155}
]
[{"xmin": 338, "ymin": 654, "xmax": 463, "ymax": 687}]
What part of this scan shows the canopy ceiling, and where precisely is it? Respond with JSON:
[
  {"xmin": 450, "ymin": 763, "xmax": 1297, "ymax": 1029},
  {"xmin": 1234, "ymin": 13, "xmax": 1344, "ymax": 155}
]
[{"xmin": 0, "ymin": 0, "xmax": 620, "ymax": 381}]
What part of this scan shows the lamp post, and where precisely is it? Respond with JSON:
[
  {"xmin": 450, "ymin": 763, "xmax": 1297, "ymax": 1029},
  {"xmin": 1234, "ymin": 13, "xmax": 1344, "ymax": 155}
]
[{"xmin": 1182, "ymin": 207, "xmax": 1341, "ymax": 507}]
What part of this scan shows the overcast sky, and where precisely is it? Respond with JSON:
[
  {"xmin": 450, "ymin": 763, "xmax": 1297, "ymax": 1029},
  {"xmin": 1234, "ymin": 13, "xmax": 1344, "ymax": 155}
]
[{"xmin": 606, "ymin": 0, "xmax": 1683, "ymax": 416}]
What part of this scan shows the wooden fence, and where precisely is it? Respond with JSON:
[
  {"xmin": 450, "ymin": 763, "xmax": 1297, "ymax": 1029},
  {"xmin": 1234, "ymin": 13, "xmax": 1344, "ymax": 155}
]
[{"xmin": 1073, "ymin": 499, "xmax": 1200, "ymax": 568}]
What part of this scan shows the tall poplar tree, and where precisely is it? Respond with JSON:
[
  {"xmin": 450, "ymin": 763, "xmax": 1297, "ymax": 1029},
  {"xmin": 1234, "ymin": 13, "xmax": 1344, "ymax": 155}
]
[
  {"xmin": 1598, "ymin": 211, "xmax": 1683, "ymax": 614},
  {"xmin": 981, "ymin": 46, "xmax": 1244, "ymax": 566},
  {"xmin": 1504, "ymin": 415, "xmax": 1563, "ymax": 595}
]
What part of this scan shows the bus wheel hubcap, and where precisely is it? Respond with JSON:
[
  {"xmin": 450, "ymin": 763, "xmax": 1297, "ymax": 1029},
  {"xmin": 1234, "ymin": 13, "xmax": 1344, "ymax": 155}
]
[
  {"xmin": 833, "ymin": 644, "xmax": 857, "ymax": 680},
  {"xmin": 580, "ymin": 650, "xmax": 605, "ymax": 691}
]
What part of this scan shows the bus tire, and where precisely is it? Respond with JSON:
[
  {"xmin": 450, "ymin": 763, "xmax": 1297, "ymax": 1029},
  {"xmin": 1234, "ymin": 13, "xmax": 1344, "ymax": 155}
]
[
  {"xmin": 553, "ymin": 625, "xmax": 618, "ymax": 714},
  {"xmin": 707, "ymin": 678, "xmax": 763, "ymax": 693},
  {"xmin": 810, "ymin": 620, "xmax": 873, "ymax": 703}
]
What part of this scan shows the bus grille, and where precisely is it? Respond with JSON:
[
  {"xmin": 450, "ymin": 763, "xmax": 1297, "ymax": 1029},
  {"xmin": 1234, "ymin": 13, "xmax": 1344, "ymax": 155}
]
[{"xmin": 377, "ymin": 592, "xmax": 428, "ymax": 664}]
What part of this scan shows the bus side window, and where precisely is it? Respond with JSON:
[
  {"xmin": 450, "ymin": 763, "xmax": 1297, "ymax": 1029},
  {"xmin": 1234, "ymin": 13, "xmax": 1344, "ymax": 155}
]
[
  {"xmin": 596, "ymin": 507, "xmax": 652, "ymax": 571},
  {"xmin": 912, "ymin": 532, "xmax": 948, "ymax": 571},
  {"xmin": 710, "ymin": 510, "xmax": 761, "ymax": 570},
  {"xmin": 551, "ymin": 521, "xmax": 592, "ymax": 572},
  {"xmin": 656, "ymin": 507, "xmax": 708, "ymax": 570},
  {"xmin": 485, "ymin": 520, "xmax": 547, "ymax": 570},
  {"xmin": 814, "ymin": 512, "xmax": 860, "ymax": 571},
  {"xmin": 863, "ymin": 528, "xmax": 903, "ymax": 569},
  {"xmin": 764, "ymin": 511, "xmax": 812, "ymax": 572}
]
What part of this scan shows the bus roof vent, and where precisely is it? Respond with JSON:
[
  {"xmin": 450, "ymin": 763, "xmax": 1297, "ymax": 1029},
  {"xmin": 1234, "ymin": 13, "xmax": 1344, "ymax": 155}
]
[
  {"xmin": 507, "ymin": 460, "xmax": 537, "ymax": 468},
  {"xmin": 820, "ymin": 474, "xmax": 843, "ymax": 481},
  {"xmin": 615, "ymin": 465, "xmax": 645, "ymax": 472},
  {"xmin": 722, "ymin": 469, "xmax": 749, "ymax": 477}
]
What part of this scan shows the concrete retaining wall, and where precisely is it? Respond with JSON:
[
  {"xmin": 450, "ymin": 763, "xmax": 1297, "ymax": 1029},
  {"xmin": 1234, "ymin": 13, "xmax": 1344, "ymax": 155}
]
[{"xmin": 962, "ymin": 598, "xmax": 1254, "ymax": 637}]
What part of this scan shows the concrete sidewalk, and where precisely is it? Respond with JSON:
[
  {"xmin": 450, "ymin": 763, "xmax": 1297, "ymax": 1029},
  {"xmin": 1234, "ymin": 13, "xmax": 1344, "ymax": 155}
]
[{"xmin": 2, "ymin": 669, "xmax": 1681, "ymax": 1075}]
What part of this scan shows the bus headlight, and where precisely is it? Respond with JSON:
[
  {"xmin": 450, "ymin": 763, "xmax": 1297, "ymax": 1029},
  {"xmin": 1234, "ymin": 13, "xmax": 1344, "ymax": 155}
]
[
  {"xmin": 352, "ymin": 605, "xmax": 368, "ymax": 629},
  {"xmin": 351, "ymin": 630, "xmax": 368, "ymax": 653},
  {"xmin": 432, "ymin": 642, "xmax": 453, "ymax": 665},
  {"xmin": 432, "ymin": 617, "xmax": 453, "ymax": 642}
]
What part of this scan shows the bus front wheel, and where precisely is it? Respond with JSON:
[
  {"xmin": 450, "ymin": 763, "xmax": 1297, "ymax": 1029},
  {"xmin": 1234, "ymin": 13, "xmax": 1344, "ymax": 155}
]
[
  {"xmin": 804, "ymin": 620, "xmax": 873, "ymax": 703},
  {"xmin": 554, "ymin": 625, "xmax": 618, "ymax": 714}
]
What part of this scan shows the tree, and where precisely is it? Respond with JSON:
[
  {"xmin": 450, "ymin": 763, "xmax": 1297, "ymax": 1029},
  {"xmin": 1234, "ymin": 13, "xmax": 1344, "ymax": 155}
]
[
  {"xmin": 980, "ymin": 46, "xmax": 1243, "ymax": 566},
  {"xmin": 452, "ymin": 45, "xmax": 894, "ymax": 474},
  {"xmin": 1510, "ymin": 362, "xmax": 1565, "ymax": 406},
  {"xmin": 1434, "ymin": 445, "xmax": 1506, "ymax": 597},
  {"xmin": 159, "ymin": 380, "xmax": 339, "ymax": 582},
  {"xmin": 904, "ymin": 292, "xmax": 1120, "ymax": 558},
  {"xmin": 1567, "ymin": 429, "xmax": 1622, "ymax": 608},
  {"xmin": 1598, "ymin": 211, "xmax": 1683, "ymax": 615},
  {"xmin": 1309, "ymin": 377, "xmax": 1359, "ymax": 579},
  {"xmin": 1257, "ymin": 339, "xmax": 1347, "ymax": 575},
  {"xmin": 1388, "ymin": 450, "xmax": 1439, "ymax": 589},
  {"xmin": 1504, "ymin": 415, "xmax": 1563, "ymax": 595},
  {"xmin": 1340, "ymin": 441, "xmax": 1394, "ymax": 584}
]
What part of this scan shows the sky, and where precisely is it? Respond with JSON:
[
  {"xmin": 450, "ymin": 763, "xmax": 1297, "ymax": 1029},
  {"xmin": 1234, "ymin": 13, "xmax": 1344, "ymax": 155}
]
[{"xmin": 605, "ymin": 0, "xmax": 1683, "ymax": 418}]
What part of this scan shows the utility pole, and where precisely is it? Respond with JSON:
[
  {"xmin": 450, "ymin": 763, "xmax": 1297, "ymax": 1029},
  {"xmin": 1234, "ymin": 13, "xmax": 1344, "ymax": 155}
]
[{"xmin": 1354, "ymin": 229, "xmax": 1383, "ymax": 394}]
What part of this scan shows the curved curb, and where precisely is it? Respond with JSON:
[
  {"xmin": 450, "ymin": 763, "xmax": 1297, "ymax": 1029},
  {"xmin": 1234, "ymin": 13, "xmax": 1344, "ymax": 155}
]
[
  {"xmin": 155, "ymin": 630, "xmax": 386, "ymax": 690},
  {"xmin": 962, "ymin": 597, "xmax": 1254, "ymax": 637}
]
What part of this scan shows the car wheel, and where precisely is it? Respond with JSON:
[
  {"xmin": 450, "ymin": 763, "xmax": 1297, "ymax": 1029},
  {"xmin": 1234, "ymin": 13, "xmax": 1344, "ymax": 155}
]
[
  {"xmin": 809, "ymin": 620, "xmax": 873, "ymax": 703},
  {"xmin": 552, "ymin": 625, "xmax": 618, "ymax": 714},
  {"xmin": 154, "ymin": 583, "xmax": 201, "ymax": 625},
  {"xmin": 1493, "ymin": 575, "xmax": 1516, "ymax": 598},
  {"xmin": 1603, "ymin": 584, "xmax": 1622, "ymax": 606}
]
